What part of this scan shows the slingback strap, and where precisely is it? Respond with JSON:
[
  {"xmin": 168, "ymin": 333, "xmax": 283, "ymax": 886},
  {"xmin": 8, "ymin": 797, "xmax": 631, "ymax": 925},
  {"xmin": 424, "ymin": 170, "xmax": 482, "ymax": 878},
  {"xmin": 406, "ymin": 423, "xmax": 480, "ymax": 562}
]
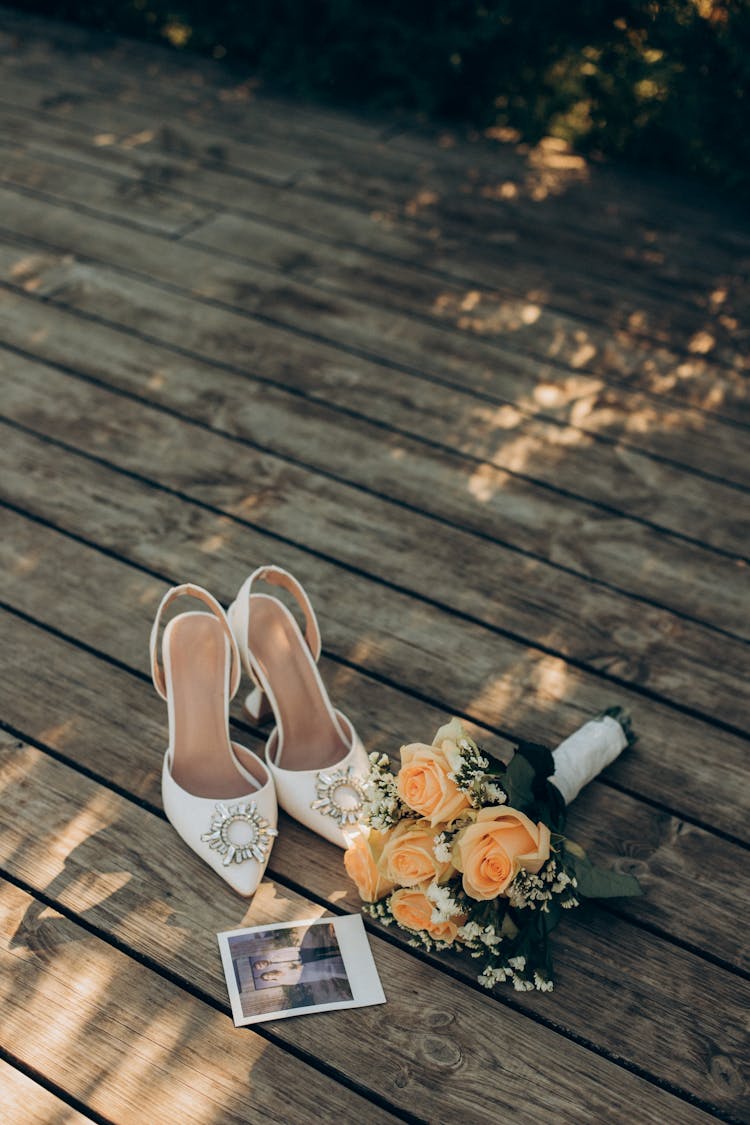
[
  {"xmin": 231, "ymin": 565, "xmax": 322, "ymax": 669},
  {"xmin": 149, "ymin": 583, "xmax": 242, "ymax": 702}
]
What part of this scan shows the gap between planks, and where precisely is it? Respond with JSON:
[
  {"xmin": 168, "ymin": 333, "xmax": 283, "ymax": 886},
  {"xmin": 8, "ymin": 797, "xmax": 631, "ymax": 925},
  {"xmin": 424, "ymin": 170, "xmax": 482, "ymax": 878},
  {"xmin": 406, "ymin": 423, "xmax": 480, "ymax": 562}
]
[
  {"xmin": 2, "ymin": 280, "xmax": 748, "ymax": 578},
  {"xmin": 0, "ymin": 42, "xmax": 746, "ymax": 364},
  {"xmin": 1, "ymin": 352, "xmax": 748, "ymax": 736},
  {"xmin": 0, "ymin": 1052, "xmax": 105, "ymax": 1125},
  {"xmin": 0, "ymin": 145, "xmax": 745, "ymax": 491},
  {"xmin": 0, "ymin": 157, "xmax": 746, "ymax": 450},
  {"xmin": 2, "ymin": 420, "xmax": 749, "ymax": 840},
  {"xmin": 0, "ymin": 135, "xmax": 743, "ymax": 448}
]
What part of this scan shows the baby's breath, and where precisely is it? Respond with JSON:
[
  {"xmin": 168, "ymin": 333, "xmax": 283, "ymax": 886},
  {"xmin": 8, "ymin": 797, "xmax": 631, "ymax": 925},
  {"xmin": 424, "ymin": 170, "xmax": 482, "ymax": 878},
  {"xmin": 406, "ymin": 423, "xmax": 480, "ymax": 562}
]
[
  {"xmin": 363, "ymin": 752, "xmax": 405, "ymax": 830},
  {"xmin": 363, "ymin": 899, "xmax": 394, "ymax": 925},
  {"xmin": 432, "ymin": 831, "xmax": 453, "ymax": 864},
  {"xmin": 478, "ymin": 963, "xmax": 510, "ymax": 988},
  {"xmin": 449, "ymin": 735, "xmax": 507, "ymax": 808},
  {"xmin": 534, "ymin": 972, "xmax": 554, "ymax": 993},
  {"xmin": 426, "ymin": 881, "xmax": 461, "ymax": 924}
]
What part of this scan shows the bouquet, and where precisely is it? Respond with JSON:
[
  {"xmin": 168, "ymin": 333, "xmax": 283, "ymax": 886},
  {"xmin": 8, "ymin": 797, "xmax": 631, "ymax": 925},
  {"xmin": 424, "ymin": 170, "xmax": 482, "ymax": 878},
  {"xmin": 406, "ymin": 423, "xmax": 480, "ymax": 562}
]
[{"xmin": 344, "ymin": 709, "xmax": 642, "ymax": 992}]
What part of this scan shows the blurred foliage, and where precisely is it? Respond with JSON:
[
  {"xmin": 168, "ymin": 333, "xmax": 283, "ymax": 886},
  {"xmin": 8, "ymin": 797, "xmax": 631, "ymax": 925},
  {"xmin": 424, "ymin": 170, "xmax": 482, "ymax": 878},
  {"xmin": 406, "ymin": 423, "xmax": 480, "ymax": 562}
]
[{"xmin": 14, "ymin": 0, "xmax": 750, "ymax": 192}]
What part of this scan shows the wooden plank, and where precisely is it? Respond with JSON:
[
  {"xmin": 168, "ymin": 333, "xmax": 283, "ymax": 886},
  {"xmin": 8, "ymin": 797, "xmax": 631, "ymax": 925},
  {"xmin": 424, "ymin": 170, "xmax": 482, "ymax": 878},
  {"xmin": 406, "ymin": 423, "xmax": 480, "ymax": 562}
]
[
  {"xmin": 0, "ymin": 735, "xmax": 739, "ymax": 1121},
  {"xmin": 2, "ymin": 427, "xmax": 748, "ymax": 842},
  {"xmin": 0, "ymin": 1060, "xmax": 95, "ymax": 1125},
  {"xmin": 0, "ymin": 134, "xmax": 747, "ymax": 490},
  {"xmin": 1, "ymin": 223, "xmax": 748, "ymax": 574},
  {"xmin": 0, "ymin": 144, "xmax": 218, "ymax": 237},
  {"xmin": 2, "ymin": 347, "xmax": 748, "ymax": 732},
  {"xmin": 0, "ymin": 129, "xmax": 746, "ymax": 440},
  {"xmin": 0, "ymin": 282, "xmax": 746, "ymax": 652},
  {"xmin": 1, "ymin": 254, "xmax": 747, "ymax": 589},
  {"xmin": 0, "ymin": 880, "xmax": 402, "ymax": 1125},
  {"xmin": 0, "ymin": 72, "xmax": 324, "ymax": 189},
  {"xmin": 1, "ymin": 26, "xmax": 746, "ymax": 338},
  {"xmin": 0, "ymin": 105, "xmax": 426, "ymax": 257},
  {"xmin": 0, "ymin": 53, "xmax": 746, "ymax": 394},
  {"xmin": 0, "ymin": 89, "xmax": 742, "ymax": 318}
]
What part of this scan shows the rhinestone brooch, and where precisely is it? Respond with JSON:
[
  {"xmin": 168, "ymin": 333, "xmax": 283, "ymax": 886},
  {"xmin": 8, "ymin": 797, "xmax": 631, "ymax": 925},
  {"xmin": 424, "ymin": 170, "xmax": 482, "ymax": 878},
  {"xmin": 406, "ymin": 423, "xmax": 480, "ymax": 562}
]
[
  {"xmin": 310, "ymin": 765, "xmax": 365, "ymax": 827},
  {"xmin": 201, "ymin": 801, "xmax": 278, "ymax": 866}
]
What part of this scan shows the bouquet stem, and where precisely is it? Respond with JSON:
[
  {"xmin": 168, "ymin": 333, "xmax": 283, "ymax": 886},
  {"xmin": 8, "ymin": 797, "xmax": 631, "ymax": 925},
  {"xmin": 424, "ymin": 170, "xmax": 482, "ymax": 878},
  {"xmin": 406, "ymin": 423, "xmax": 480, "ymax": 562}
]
[{"xmin": 550, "ymin": 710, "xmax": 630, "ymax": 805}]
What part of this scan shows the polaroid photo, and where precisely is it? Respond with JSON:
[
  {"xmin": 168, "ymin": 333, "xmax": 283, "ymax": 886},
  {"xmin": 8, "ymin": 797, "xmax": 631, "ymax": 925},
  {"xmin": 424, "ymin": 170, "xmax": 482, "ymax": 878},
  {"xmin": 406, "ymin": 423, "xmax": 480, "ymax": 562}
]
[{"xmin": 217, "ymin": 914, "xmax": 386, "ymax": 1026}]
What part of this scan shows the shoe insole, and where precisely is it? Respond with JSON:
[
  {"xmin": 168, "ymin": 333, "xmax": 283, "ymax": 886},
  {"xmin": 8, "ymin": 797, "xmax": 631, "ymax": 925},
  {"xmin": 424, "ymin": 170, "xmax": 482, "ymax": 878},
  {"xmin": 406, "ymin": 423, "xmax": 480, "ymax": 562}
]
[
  {"xmin": 166, "ymin": 613, "xmax": 264, "ymax": 798},
  {"xmin": 248, "ymin": 595, "xmax": 349, "ymax": 772}
]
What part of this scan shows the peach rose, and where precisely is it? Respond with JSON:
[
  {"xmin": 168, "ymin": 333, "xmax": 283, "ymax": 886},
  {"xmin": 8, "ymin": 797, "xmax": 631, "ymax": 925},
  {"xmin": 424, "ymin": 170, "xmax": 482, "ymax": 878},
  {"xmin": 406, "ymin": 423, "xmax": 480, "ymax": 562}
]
[
  {"xmin": 380, "ymin": 819, "xmax": 454, "ymax": 887},
  {"xmin": 454, "ymin": 806, "xmax": 551, "ymax": 901},
  {"xmin": 344, "ymin": 829, "xmax": 397, "ymax": 903},
  {"xmin": 390, "ymin": 887, "xmax": 464, "ymax": 943},
  {"xmin": 397, "ymin": 719, "xmax": 471, "ymax": 826}
]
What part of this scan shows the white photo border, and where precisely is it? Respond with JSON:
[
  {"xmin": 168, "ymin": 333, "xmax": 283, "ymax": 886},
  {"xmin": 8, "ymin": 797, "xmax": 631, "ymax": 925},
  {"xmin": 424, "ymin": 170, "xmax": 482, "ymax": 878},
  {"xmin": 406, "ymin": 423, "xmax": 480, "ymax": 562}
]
[{"xmin": 218, "ymin": 913, "xmax": 385, "ymax": 1026}]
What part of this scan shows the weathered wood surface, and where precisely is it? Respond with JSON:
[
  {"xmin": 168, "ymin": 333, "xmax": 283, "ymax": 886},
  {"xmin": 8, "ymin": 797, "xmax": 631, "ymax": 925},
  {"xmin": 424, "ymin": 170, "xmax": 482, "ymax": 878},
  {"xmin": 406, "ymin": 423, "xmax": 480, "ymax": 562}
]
[
  {"xmin": 1, "ymin": 283, "xmax": 747, "ymax": 650},
  {"xmin": 0, "ymin": 61, "xmax": 747, "ymax": 421},
  {"xmin": 4, "ymin": 349, "xmax": 750, "ymax": 735},
  {"xmin": 0, "ymin": 877, "xmax": 402, "ymax": 1125},
  {"xmin": 1, "ymin": 8, "xmax": 748, "ymax": 1124},
  {"xmin": 2, "ymin": 195, "xmax": 749, "ymax": 519},
  {"xmin": 0, "ymin": 1060, "xmax": 95, "ymax": 1125},
  {"xmin": 1, "ymin": 19, "xmax": 748, "ymax": 368},
  {"xmin": 0, "ymin": 144, "xmax": 747, "ymax": 493}
]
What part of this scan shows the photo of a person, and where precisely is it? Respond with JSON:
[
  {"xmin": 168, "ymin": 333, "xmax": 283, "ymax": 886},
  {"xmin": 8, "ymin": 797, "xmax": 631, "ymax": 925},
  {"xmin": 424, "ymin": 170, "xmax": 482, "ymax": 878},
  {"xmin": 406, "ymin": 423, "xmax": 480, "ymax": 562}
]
[
  {"xmin": 223, "ymin": 919, "xmax": 355, "ymax": 1018},
  {"xmin": 251, "ymin": 944, "xmax": 349, "ymax": 989}
]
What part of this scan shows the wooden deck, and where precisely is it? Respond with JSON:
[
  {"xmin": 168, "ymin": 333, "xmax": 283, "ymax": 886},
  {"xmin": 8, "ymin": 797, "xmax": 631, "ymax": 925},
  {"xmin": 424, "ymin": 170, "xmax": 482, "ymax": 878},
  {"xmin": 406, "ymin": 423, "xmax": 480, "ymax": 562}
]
[{"xmin": 1, "ymin": 8, "xmax": 748, "ymax": 1123}]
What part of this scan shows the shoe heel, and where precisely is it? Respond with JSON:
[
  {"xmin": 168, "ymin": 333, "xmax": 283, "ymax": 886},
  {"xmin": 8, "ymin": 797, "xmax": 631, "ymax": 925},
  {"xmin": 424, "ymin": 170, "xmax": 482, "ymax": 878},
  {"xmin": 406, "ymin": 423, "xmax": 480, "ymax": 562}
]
[{"xmin": 244, "ymin": 685, "xmax": 273, "ymax": 723}]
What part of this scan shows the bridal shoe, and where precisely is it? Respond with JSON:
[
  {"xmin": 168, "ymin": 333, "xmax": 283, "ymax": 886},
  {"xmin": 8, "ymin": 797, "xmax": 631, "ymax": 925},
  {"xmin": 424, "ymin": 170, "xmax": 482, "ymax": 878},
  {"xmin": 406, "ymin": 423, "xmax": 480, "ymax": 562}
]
[
  {"xmin": 150, "ymin": 583, "xmax": 277, "ymax": 895},
  {"xmin": 228, "ymin": 566, "xmax": 369, "ymax": 848}
]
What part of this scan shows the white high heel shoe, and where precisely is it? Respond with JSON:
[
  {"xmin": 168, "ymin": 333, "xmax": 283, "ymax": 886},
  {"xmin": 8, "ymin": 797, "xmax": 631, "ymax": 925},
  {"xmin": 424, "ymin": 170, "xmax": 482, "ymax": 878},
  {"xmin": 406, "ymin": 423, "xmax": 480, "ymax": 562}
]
[
  {"xmin": 150, "ymin": 583, "xmax": 278, "ymax": 896},
  {"xmin": 228, "ymin": 566, "xmax": 369, "ymax": 848}
]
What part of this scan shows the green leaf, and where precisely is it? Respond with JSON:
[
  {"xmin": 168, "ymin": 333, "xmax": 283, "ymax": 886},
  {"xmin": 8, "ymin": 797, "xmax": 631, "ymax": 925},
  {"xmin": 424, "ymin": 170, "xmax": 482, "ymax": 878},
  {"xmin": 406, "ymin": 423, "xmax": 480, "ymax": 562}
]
[
  {"xmin": 515, "ymin": 740, "xmax": 555, "ymax": 779},
  {"xmin": 566, "ymin": 851, "xmax": 642, "ymax": 898},
  {"xmin": 540, "ymin": 780, "xmax": 567, "ymax": 834},
  {"xmin": 503, "ymin": 752, "xmax": 536, "ymax": 810}
]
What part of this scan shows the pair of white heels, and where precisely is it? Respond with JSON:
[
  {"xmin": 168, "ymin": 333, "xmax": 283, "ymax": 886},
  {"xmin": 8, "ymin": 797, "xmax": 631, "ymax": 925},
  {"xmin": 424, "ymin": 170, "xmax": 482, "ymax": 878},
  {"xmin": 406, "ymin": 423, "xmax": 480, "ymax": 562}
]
[{"xmin": 150, "ymin": 565, "xmax": 370, "ymax": 896}]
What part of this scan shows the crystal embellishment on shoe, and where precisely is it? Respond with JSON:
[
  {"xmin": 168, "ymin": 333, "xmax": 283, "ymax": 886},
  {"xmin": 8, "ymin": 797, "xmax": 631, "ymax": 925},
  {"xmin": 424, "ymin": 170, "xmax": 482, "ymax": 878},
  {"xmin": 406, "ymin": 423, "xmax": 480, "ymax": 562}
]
[
  {"xmin": 201, "ymin": 801, "xmax": 278, "ymax": 866},
  {"xmin": 310, "ymin": 766, "xmax": 365, "ymax": 827}
]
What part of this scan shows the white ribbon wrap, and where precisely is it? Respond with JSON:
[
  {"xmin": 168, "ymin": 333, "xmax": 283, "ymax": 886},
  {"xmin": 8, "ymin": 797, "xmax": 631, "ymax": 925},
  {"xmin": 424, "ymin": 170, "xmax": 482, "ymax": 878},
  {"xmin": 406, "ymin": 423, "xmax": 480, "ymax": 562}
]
[{"xmin": 549, "ymin": 715, "xmax": 628, "ymax": 805}]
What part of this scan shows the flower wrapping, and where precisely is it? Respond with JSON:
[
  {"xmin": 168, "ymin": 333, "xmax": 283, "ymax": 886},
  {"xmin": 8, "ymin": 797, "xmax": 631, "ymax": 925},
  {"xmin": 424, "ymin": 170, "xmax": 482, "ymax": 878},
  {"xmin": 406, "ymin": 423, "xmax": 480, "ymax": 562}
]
[
  {"xmin": 550, "ymin": 713, "xmax": 630, "ymax": 804},
  {"xmin": 344, "ymin": 708, "xmax": 641, "ymax": 992}
]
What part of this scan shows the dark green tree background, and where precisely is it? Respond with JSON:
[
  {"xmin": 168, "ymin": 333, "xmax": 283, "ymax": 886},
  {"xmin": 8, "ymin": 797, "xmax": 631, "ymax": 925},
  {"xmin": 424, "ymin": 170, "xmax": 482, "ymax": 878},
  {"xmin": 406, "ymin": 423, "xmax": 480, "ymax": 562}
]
[{"xmin": 12, "ymin": 0, "xmax": 750, "ymax": 193}]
